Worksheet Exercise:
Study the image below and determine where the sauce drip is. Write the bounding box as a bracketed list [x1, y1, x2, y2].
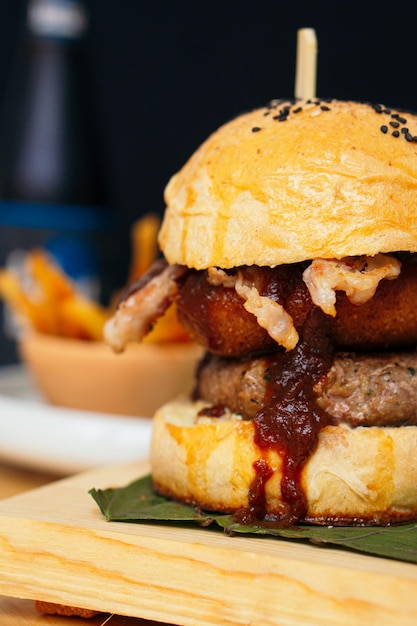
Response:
[237, 304, 335, 527]
[185, 262, 336, 526]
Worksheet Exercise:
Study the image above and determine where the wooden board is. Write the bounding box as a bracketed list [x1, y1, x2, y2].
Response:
[0, 460, 417, 626]
[0, 594, 167, 625]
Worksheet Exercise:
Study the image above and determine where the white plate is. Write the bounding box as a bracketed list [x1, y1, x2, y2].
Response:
[0, 365, 152, 475]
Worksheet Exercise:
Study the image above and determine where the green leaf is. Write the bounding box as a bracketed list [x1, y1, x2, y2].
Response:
[89, 475, 417, 564]
[89, 475, 213, 524]
[217, 519, 417, 563]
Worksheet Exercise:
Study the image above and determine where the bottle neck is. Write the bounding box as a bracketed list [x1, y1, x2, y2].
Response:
[27, 0, 87, 42]
[0, 0, 107, 207]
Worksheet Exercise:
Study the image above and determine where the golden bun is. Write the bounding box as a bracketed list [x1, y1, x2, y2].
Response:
[159, 99, 417, 269]
[150, 398, 417, 524]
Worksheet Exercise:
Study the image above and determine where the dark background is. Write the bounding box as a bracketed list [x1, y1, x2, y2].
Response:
[0, 0, 416, 363]
[1, 1, 416, 225]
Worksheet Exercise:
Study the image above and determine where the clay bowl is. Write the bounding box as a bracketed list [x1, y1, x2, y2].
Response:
[18, 332, 203, 417]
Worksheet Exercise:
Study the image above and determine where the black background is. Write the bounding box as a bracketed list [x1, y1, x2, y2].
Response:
[0, 0, 416, 362]
[1, 1, 416, 225]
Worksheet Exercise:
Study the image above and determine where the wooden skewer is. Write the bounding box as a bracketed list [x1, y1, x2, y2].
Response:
[294, 28, 317, 100]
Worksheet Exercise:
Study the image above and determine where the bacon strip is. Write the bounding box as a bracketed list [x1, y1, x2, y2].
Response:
[104, 259, 187, 352]
[105, 253, 402, 354]
[302, 254, 401, 317]
[207, 267, 299, 351]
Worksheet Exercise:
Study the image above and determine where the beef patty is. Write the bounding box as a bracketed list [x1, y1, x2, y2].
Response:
[196, 351, 417, 427]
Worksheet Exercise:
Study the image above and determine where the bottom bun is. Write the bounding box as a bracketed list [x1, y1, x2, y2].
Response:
[150, 398, 417, 525]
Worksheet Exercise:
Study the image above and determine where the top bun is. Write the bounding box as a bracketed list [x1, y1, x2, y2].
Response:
[159, 99, 417, 269]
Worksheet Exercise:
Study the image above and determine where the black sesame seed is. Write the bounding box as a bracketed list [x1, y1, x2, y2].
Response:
[392, 113, 407, 124]
[380, 125, 388, 134]
[405, 132, 414, 142]
[293, 107, 302, 113]
[273, 110, 289, 122]
[401, 127, 409, 134]
[392, 130, 400, 137]
[389, 121, 400, 128]
[320, 105, 331, 111]
[374, 103, 392, 114]
[252, 126, 262, 132]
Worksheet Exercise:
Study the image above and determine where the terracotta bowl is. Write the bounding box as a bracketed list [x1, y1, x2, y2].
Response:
[18, 332, 203, 417]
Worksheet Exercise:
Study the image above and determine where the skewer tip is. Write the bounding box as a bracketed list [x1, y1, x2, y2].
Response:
[295, 28, 318, 101]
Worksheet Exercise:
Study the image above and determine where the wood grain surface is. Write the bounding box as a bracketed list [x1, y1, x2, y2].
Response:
[0, 462, 60, 500]
[0, 594, 173, 625]
[0, 460, 417, 626]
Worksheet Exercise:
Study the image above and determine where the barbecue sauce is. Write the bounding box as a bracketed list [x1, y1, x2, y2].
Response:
[184, 262, 336, 526]
[235, 301, 335, 527]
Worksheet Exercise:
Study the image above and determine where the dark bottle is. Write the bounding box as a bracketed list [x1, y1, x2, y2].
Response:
[0, 0, 117, 363]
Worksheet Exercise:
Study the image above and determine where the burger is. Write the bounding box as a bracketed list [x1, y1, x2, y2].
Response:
[105, 98, 417, 527]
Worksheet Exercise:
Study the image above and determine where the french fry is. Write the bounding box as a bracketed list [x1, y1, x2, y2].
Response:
[0, 270, 32, 323]
[144, 302, 190, 343]
[127, 214, 191, 343]
[0, 268, 59, 334]
[60, 297, 110, 341]
[0, 218, 191, 344]
[0, 250, 110, 341]
[128, 213, 161, 281]
[28, 248, 75, 301]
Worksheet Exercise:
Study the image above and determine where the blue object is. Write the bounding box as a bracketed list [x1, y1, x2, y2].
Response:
[0, 200, 112, 231]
